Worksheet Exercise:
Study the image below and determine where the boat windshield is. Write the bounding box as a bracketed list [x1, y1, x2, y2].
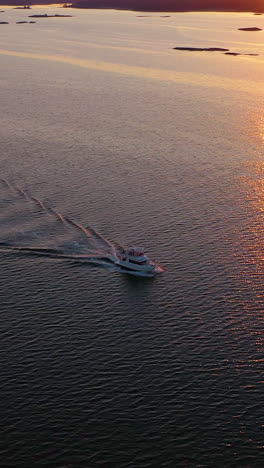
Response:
[128, 248, 144, 257]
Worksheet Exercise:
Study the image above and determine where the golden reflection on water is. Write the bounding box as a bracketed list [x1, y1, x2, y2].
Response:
[237, 161, 264, 305]
[237, 111, 264, 294]
[256, 114, 264, 142]
[0, 48, 263, 94]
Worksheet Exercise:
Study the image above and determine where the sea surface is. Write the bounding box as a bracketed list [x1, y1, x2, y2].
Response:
[0, 6, 263, 467]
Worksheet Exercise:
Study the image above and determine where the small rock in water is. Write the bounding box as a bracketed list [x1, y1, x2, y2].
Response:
[224, 52, 240, 56]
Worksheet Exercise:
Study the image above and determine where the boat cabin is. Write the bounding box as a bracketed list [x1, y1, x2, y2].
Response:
[127, 247, 144, 257]
[122, 247, 148, 265]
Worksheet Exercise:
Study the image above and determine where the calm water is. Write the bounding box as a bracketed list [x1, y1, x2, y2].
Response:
[0, 7, 263, 467]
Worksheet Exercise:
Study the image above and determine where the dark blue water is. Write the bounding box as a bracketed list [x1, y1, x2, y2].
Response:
[0, 8, 263, 467]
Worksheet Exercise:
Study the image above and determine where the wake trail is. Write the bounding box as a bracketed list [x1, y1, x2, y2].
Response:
[0, 178, 121, 269]
[87, 226, 119, 255]
[48, 208, 65, 222]
[64, 217, 92, 238]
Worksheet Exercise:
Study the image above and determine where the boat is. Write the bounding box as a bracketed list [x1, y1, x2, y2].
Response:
[114, 246, 164, 277]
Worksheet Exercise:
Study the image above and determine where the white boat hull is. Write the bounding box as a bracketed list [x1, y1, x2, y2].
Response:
[113, 259, 163, 277]
[107, 246, 164, 277]
[114, 265, 155, 277]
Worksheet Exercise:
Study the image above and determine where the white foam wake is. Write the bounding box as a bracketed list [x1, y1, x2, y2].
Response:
[0, 178, 124, 270]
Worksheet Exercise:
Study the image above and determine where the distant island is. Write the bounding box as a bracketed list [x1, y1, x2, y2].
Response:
[1, 0, 264, 13]
[238, 26, 262, 30]
[173, 46, 229, 51]
[28, 13, 72, 17]
[173, 46, 259, 56]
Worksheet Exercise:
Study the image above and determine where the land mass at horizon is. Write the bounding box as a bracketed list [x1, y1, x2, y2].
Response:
[2, 0, 264, 13]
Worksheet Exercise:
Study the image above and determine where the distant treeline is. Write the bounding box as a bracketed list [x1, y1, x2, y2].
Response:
[73, 0, 264, 12]
[2, 0, 264, 12]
